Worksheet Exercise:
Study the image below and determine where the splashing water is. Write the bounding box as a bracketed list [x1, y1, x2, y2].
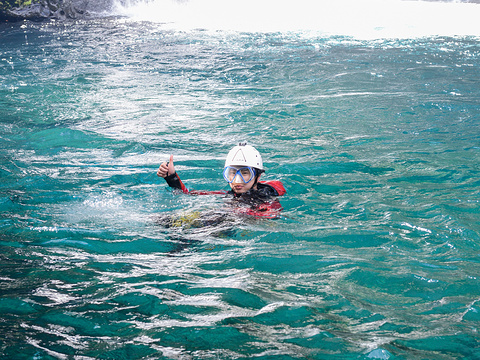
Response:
[114, 0, 480, 39]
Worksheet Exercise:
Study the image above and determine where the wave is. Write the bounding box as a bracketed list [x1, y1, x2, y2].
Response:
[112, 0, 480, 39]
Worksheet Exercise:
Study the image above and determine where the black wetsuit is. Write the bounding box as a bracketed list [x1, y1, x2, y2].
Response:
[164, 172, 286, 218]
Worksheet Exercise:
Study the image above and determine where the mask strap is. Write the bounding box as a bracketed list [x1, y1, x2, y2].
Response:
[252, 169, 264, 186]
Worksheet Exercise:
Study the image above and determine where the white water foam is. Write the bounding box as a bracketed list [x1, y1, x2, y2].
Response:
[113, 0, 480, 39]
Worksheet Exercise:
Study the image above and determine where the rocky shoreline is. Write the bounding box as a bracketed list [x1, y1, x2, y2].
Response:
[2, 0, 480, 23]
[0, 0, 114, 22]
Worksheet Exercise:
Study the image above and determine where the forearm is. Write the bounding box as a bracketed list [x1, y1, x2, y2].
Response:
[165, 172, 188, 193]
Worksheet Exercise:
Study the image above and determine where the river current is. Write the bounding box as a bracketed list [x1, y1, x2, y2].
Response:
[1, 0, 480, 359]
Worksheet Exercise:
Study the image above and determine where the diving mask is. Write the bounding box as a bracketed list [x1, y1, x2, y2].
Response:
[223, 166, 256, 184]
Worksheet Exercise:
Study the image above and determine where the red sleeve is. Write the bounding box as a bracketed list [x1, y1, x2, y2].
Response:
[259, 180, 286, 196]
[188, 190, 227, 196]
[165, 172, 227, 196]
[235, 200, 283, 218]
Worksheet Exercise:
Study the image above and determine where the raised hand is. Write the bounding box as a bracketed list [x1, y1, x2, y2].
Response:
[157, 154, 176, 178]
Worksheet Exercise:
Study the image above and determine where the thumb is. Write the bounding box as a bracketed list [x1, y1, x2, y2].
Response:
[168, 155, 175, 175]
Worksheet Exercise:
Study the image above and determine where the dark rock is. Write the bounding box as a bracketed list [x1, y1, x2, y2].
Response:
[6, 3, 53, 21]
[1, 0, 115, 22]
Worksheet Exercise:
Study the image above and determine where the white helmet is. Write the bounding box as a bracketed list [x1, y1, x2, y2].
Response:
[225, 143, 264, 170]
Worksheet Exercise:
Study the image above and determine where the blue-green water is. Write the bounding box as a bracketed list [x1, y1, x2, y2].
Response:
[1, 1, 480, 358]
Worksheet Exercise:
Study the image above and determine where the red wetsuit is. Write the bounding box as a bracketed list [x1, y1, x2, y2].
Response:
[164, 172, 286, 218]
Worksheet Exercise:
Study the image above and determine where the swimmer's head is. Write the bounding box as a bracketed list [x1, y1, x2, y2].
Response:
[224, 143, 264, 194]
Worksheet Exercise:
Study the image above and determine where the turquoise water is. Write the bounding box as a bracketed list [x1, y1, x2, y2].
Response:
[1, 1, 480, 358]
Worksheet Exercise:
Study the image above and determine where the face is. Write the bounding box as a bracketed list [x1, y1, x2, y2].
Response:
[224, 166, 259, 194]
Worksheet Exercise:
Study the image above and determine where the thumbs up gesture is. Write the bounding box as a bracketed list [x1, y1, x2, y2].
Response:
[157, 155, 176, 178]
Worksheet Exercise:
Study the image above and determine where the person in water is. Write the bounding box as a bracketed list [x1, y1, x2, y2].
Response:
[157, 143, 286, 218]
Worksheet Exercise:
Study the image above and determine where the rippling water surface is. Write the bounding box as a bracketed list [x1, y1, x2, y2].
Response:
[1, 1, 480, 358]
